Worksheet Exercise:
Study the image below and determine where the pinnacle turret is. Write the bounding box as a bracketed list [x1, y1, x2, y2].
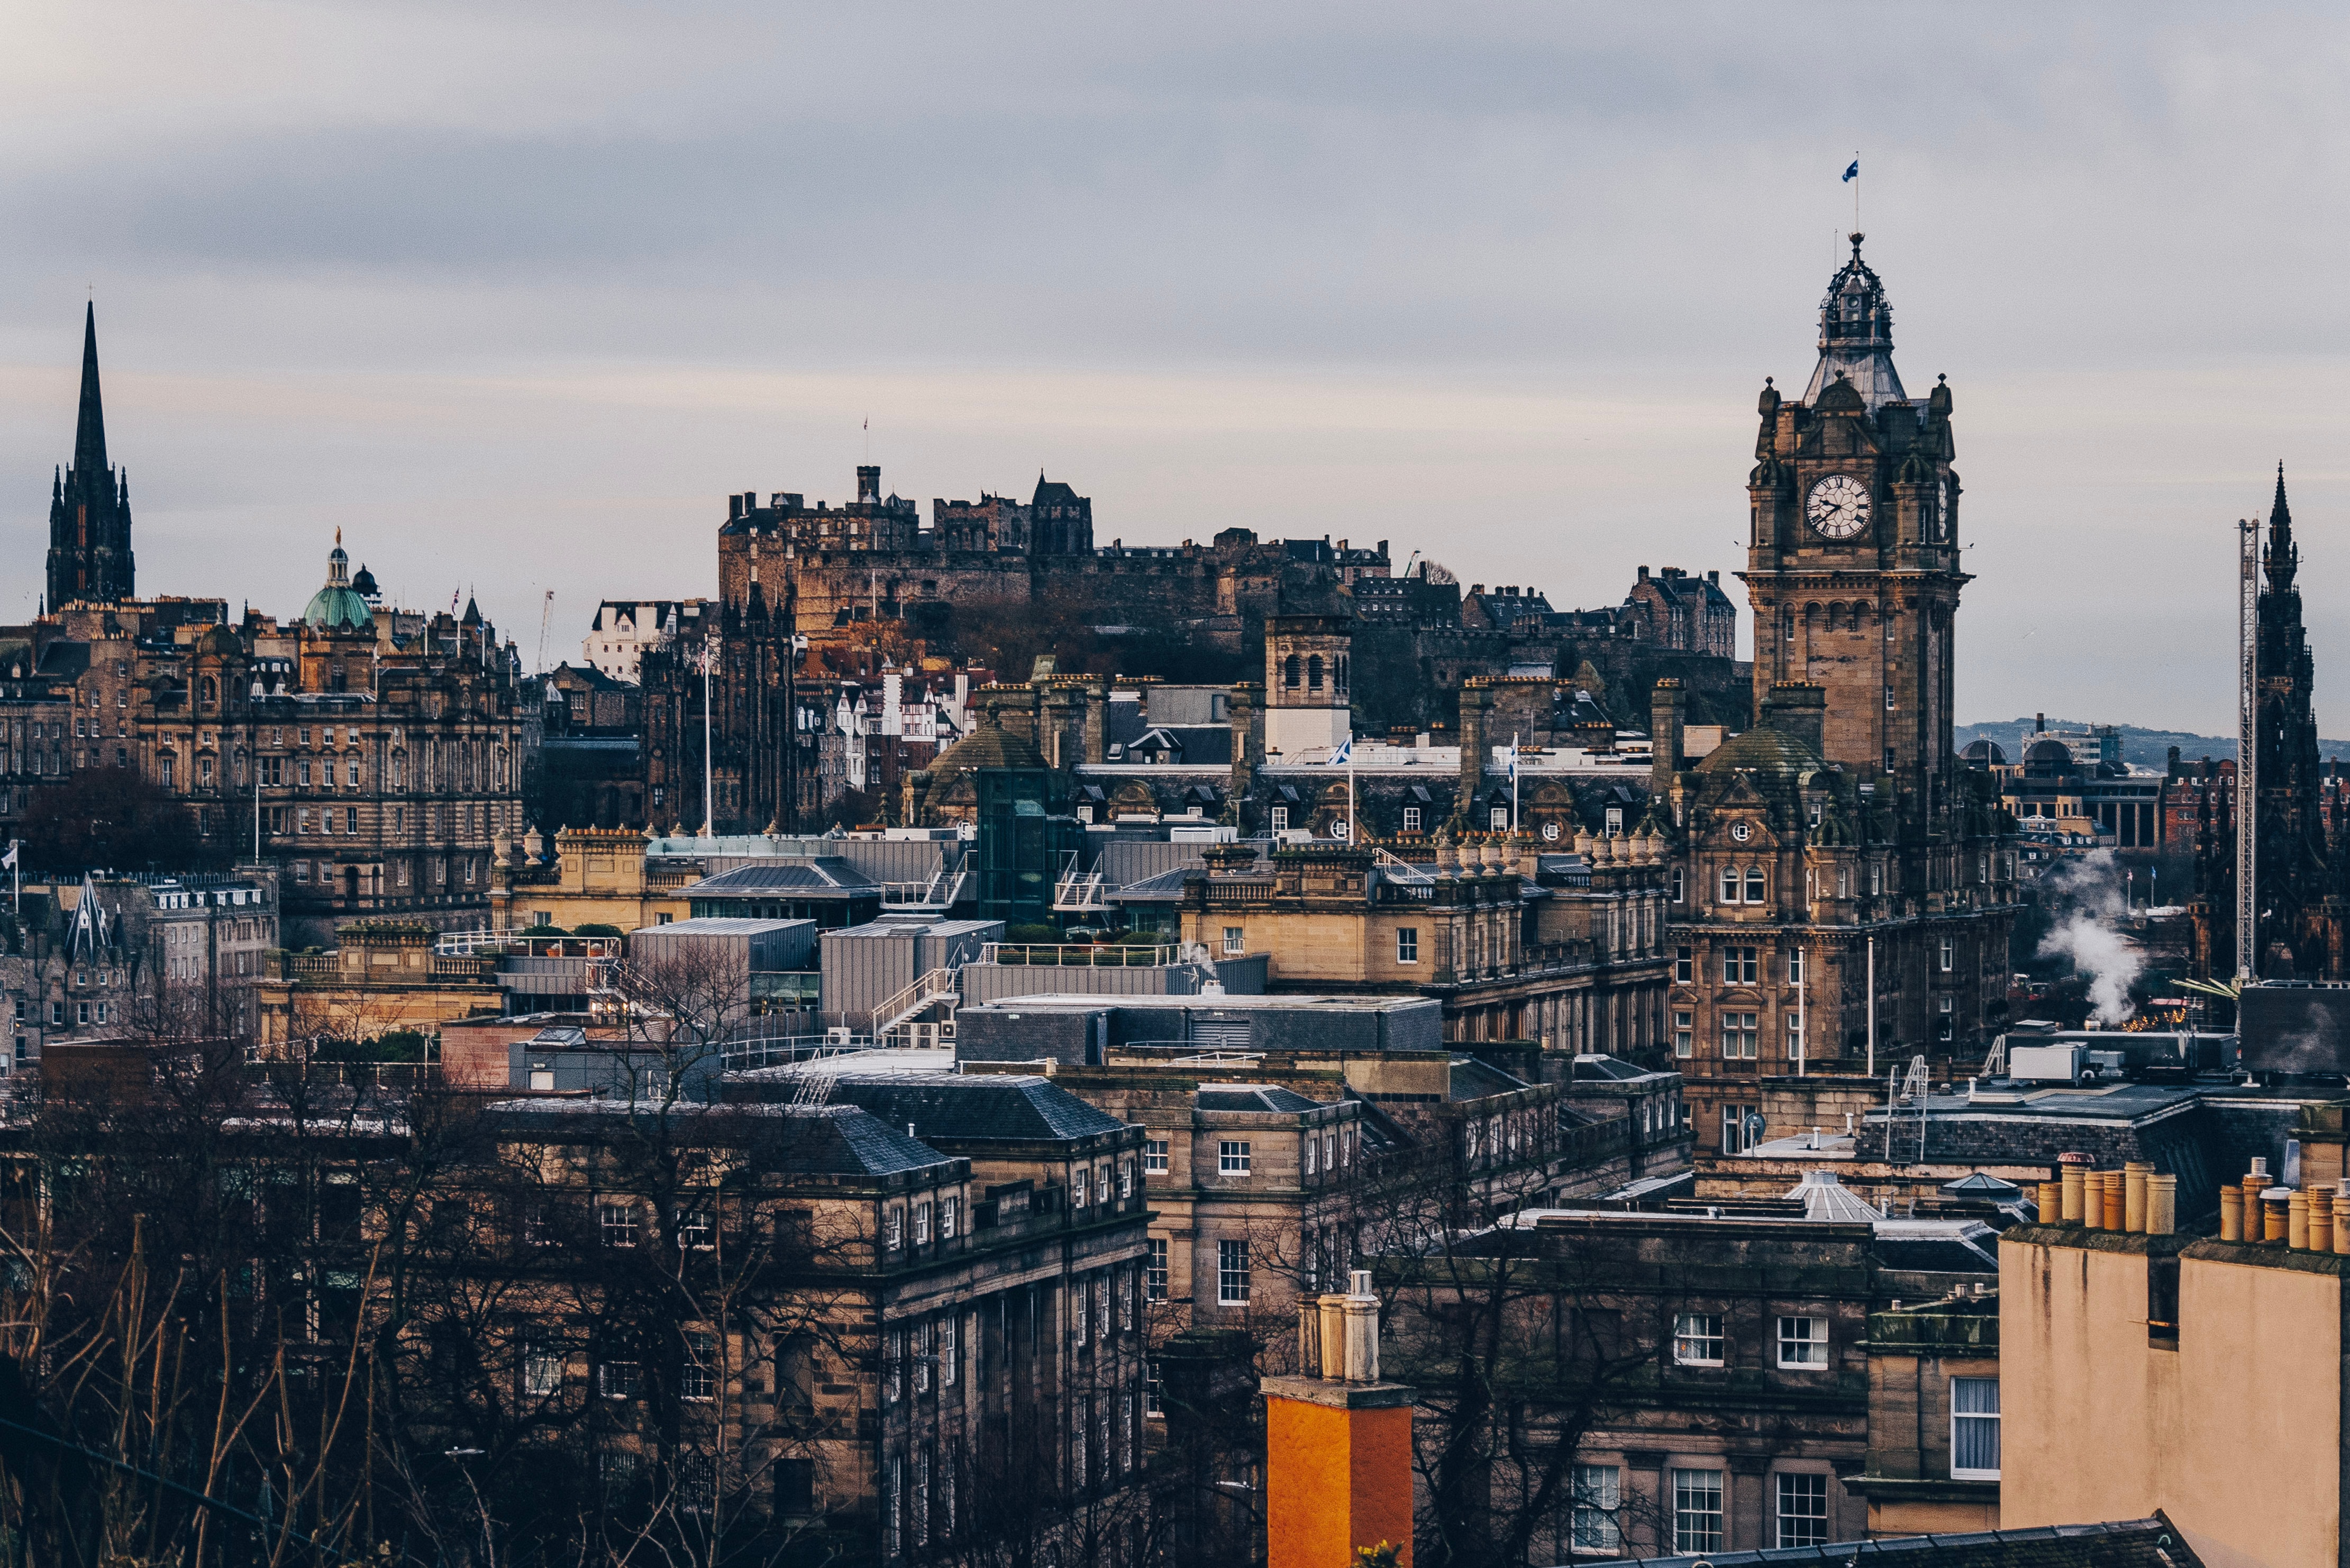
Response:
[45, 302, 135, 606]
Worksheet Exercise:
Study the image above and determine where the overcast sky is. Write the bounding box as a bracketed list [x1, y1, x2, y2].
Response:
[4, 4, 2347, 735]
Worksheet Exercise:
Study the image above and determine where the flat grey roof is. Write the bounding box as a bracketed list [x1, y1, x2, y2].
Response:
[962, 992, 1435, 1014]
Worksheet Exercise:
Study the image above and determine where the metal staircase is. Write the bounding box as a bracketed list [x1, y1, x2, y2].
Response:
[1053, 851, 1109, 914]
[1371, 846, 1434, 887]
[871, 966, 963, 1047]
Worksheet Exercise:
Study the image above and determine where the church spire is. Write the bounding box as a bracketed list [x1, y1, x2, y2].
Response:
[74, 302, 108, 485]
[2268, 461, 2300, 591]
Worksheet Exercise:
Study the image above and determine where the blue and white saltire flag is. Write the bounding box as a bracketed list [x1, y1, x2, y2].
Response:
[1328, 737, 1352, 766]
[1504, 739, 1519, 783]
[1843, 159, 1860, 183]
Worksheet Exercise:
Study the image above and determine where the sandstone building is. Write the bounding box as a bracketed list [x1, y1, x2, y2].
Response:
[1659, 236, 2019, 1155]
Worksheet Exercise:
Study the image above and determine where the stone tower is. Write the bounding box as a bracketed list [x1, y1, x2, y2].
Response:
[1660, 233, 2018, 1157]
[1263, 615, 1352, 761]
[1743, 233, 1964, 830]
[46, 304, 136, 607]
[2192, 467, 2345, 979]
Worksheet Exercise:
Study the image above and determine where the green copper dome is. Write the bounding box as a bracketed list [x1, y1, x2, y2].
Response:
[302, 530, 375, 633]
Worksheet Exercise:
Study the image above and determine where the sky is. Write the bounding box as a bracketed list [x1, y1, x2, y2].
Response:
[4, 4, 2348, 735]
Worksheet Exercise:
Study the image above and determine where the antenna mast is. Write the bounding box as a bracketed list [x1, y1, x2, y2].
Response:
[2237, 517, 2258, 983]
[537, 589, 555, 674]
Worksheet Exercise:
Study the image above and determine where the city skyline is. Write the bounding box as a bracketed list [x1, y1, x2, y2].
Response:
[7, 5, 2350, 733]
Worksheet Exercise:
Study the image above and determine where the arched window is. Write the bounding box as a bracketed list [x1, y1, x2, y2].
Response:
[199, 677, 216, 707]
[1719, 866, 1740, 903]
[1744, 868, 1766, 903]
[1283, 654, 1301, 689]
[1306, 655, 1324, 692]
[1334, 655, 1349, 694]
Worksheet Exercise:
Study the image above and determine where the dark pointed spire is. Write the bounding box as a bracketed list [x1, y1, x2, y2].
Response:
[2268, 461, 2301, 591]
[73, 302, 108, 484]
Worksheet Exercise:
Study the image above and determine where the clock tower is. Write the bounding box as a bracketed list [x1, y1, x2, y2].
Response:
[1743, 232, 1964, 830]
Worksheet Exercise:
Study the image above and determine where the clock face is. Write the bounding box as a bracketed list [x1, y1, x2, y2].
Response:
[1807, 473, 1872, 539]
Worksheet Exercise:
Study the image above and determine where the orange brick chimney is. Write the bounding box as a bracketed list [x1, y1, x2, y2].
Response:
[1261, 1270, 1415, 1568]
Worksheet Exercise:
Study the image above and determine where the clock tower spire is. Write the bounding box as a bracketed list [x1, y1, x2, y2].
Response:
[1741, 233, 1966, 827]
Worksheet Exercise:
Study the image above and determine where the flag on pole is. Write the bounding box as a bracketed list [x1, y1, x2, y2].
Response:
[2, 843, 17, 870]
[1842, 158, 1859, 183]
[1504, 737, 1519, 783]
[1328, 737, 1352, 766]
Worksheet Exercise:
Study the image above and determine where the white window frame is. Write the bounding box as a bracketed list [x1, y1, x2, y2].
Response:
[1144, 1138, 1170, 1174]
[1222, 926, 1245, 955]
[1146, 1237, 1169, 1302]
[1218, 1140, 1252, 1175]
[1571, 1463, 1620, 1553]
[1672, 1311, 1725, 1366]
[1777, 1315, 1829, 1369]
[1775, 1471, 1830, 1548]
[1951, 1376, 2001, 1479]
[1269, 806, 1289, 833]
[1217, 1238, 1251, 1305]
[1396, 927, 1419, 964]
[1671, 1467, 1724, 1554]
[1673, 1010, 1693, 1058]
[1402, 805, 1422, 833]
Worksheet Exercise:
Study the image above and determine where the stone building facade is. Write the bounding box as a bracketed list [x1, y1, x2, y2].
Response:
[1660, 235, 2019, 1157]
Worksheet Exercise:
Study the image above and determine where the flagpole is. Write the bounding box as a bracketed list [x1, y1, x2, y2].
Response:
[1510, 731, 1520, 833]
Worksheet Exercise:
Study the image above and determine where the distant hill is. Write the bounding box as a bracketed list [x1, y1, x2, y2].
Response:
[1956, 717, 2350, 771]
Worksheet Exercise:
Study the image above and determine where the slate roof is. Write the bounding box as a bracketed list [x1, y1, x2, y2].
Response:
[480, 1100, 951, 1175]
[1197, 1085, 1323, 1114]
[682, 859, 875, 897]
[1447, 1056, 1531, 1101]
[1582, 1514, 2201, 1566]
[1567, 1054, 1654, 1082]
[814, 1074, 1129, 1145]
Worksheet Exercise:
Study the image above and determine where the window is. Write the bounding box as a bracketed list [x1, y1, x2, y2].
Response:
[1672, 1469, 1724, 1554]
[1940, 937, 1955, 972]
[1119, 1159, 1135, 1198]
[1673, 1010, 1692, 1058]
[1072, 1167, 1090, 1208]
[1671, 865, 1685, 902]
[1719, 866, 1739, 902]
[1571, 1464, 1621, 1553]
[1720, 1011, 1757, 1059]
[1745, 867, 1765, 902]
[1788, 946, 1805, 983]
[1490, 806, 1509, 831]
[599, 1360, 641, 1399]
[345, 807, 358, 834]
[1145, 1359, 1164, 1415]
[1786, 1012, 1806, 1060]
[1144, 1138, 1169, 1174]
[1778, 1315, 1828, 1368]
[942, 1316, 959, 1384]
[1673, 1312, 1725, 1366]
[1218, 1141, 1251, 1174]
[1396, 927, 1419, 964]
[1403, 806, 1422, 833]
[1777, 1472, 1829, 1547]
[1269, 806, 1289, 833]
[1720, 947, 1757, 984]
[1871, 861, 1884, 896]
[1951, 1377, 2001, 1478]
[1223, 926, 1245, 955]
[916, 1320, 934, 1391]
[1674, 944, 1692, 982]
[598, 1201, 638, 1248]
[1146, 1237, 1169, 1301]
[1304, 1137, 1318, 1175]
[1217, 1239, 1251, 1304]
[885, 1206, 904, 1248]
[523, 1342, 563, 1397]
[676, 1208, 713, 1249]
[940, 1196, 959, 1238]
[681, 1332, 717, 1400]
[914, 1202, 932, 1245]
[887, 1330, 906, 1401]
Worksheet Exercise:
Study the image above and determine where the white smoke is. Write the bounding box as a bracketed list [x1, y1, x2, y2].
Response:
[2035, 849, 2144, 1026]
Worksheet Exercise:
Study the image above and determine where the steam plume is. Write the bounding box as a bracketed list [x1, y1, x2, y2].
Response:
[2036, 849, 2143, 1026]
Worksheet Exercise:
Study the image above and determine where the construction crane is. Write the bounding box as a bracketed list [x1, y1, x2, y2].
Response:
[536, 589, 555, 673]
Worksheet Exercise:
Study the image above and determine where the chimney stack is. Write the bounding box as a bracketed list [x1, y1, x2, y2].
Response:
[1651, 678, 1686, 796]
[1266, 1270, 1415, 1568]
